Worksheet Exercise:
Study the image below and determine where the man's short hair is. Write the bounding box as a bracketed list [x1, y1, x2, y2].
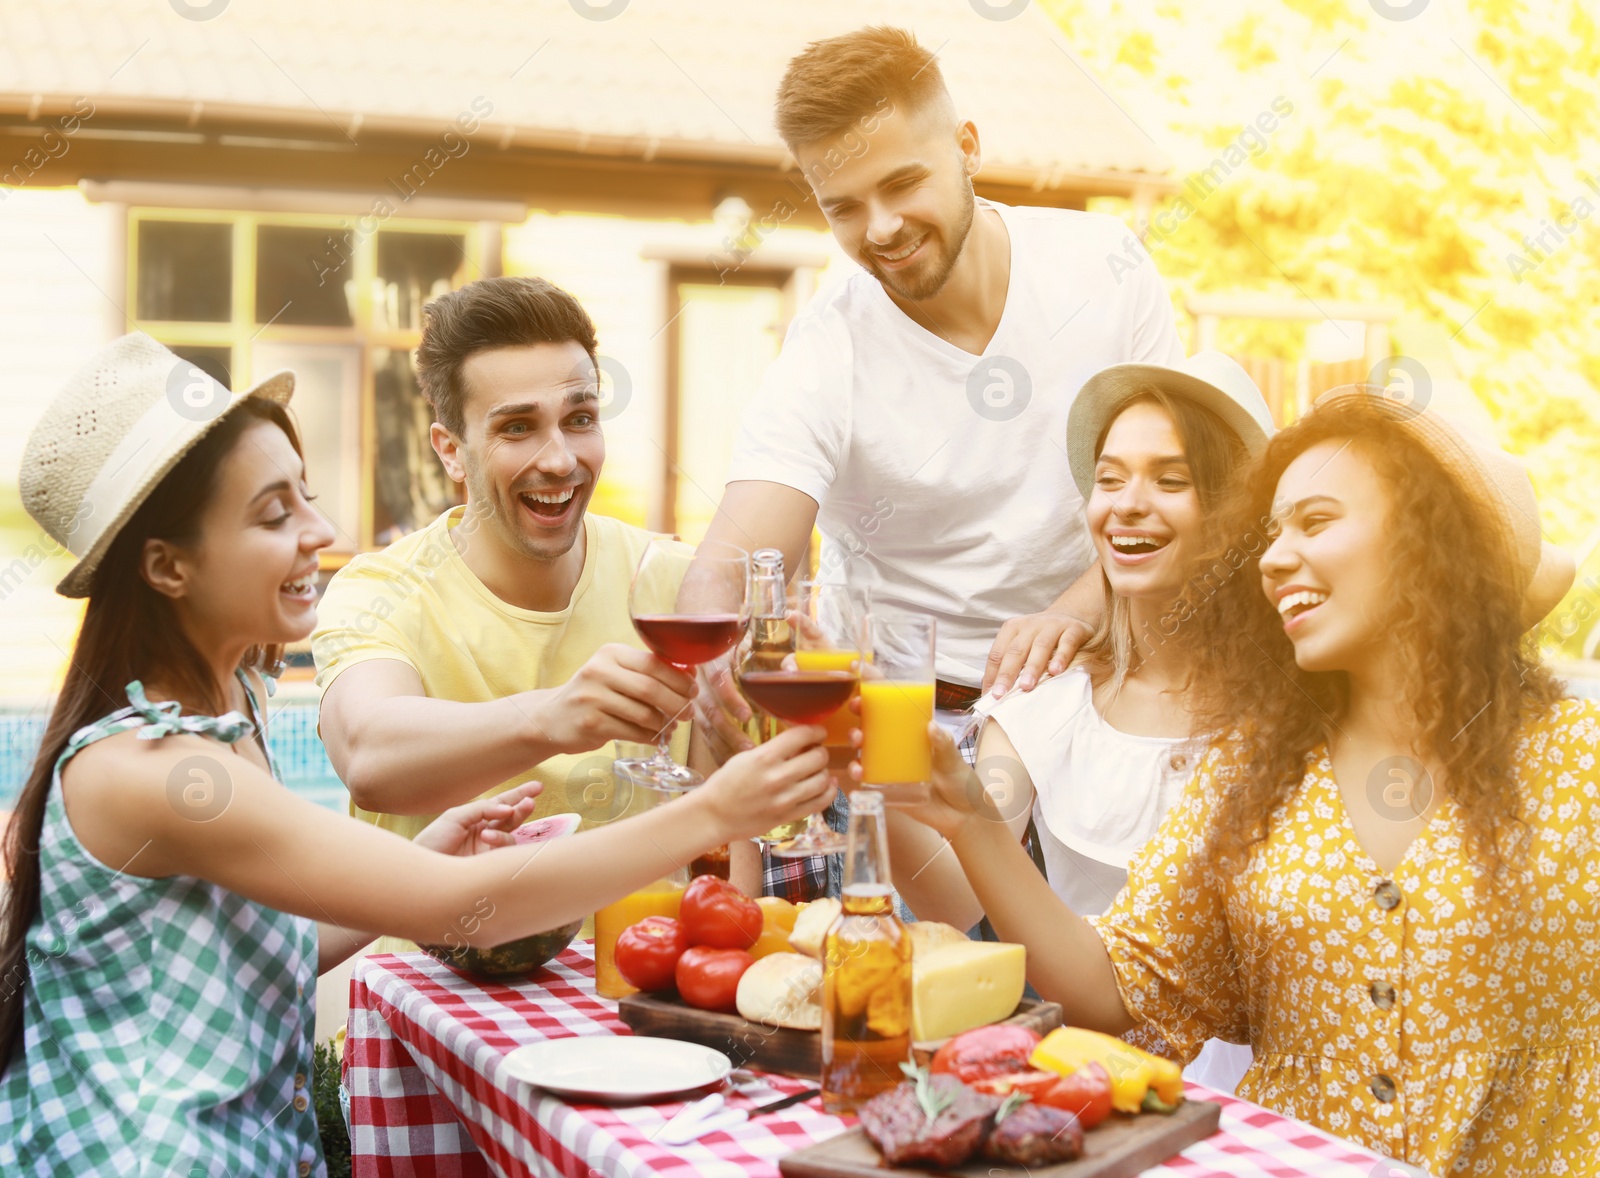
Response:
[415, 276, 598, 436]
[774, 26, 946, 152]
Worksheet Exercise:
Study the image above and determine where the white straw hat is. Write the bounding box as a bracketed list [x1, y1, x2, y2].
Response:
[20, 332, 294, 598]
[1068, 351, 1275, 498]
[1311, 383, 1575, 629]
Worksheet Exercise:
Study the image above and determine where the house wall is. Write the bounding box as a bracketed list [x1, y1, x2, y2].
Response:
[0, 194, 852, 701]
[503, 209, 848, 534]
[0, 187, 116, 704]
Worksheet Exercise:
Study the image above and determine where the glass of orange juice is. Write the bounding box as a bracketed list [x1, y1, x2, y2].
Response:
[592, 765, 690, 998]
[859, 613, 935, 806]
[593, 872, 687, 999]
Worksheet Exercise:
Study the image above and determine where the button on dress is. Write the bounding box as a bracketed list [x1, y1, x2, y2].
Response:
[1091, 698, 1600, 1174]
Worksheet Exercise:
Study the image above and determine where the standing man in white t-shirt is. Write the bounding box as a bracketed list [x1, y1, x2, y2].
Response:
[696, 26, 1184, 768]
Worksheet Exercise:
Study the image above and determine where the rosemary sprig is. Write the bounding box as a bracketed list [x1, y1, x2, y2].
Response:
[898, 1061, 955, 1124]
[994, 1088, 1032, 1124]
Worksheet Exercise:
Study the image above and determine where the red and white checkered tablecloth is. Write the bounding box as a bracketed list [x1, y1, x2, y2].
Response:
[344, 942, 1393, 1178]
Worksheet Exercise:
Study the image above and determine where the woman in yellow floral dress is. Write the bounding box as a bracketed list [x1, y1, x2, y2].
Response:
[905, 386, 1591, 1175]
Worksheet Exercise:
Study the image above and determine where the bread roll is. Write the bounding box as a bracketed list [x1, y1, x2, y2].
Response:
[735, 953, 823, 1030]
[786, 898, 841, 958]
[906, 921, 968, 958]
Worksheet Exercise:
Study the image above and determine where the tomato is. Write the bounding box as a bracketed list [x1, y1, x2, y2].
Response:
[929, 1025, 1042, 1084]
[1039, 1061, 1114, 1130]
[968, 1070, 1062, 1100]
[613, 916, 687, 993]
[679, 875, 763, 950]
[675, 946, 754, 1013]
[749, 896, 800, 960]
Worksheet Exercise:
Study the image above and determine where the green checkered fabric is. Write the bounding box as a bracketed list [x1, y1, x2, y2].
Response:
[0, 676, 323, 1176]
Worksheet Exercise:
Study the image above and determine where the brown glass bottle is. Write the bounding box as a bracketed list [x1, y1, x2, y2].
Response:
[820, 789, 912, 1113]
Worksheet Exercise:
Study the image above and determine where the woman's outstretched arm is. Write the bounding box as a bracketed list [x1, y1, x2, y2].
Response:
[61, 725, 832, 952]
[886, 720, 1034, 932]
[899, 725, 1134, 1035]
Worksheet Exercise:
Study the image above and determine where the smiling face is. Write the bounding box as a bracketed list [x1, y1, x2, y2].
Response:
[797, 98, 978, 302]
[154, 418, 335, 649]
[432, 340, 603, 564]
[1259, 438, 1395, 673]
[1087, 399, 1207, 603]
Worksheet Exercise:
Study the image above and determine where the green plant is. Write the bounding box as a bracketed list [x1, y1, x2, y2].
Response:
[313, 1037, 352, 1178]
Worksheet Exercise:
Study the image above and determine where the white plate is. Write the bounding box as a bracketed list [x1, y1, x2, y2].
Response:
[502, 1036, 731, 1102]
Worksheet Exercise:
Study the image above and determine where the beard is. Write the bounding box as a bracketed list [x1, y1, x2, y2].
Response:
[462, 458, 587, 564]
[861, 180, 977, 301]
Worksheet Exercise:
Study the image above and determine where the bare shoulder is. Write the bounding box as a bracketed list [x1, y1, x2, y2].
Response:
[977, 715, 1024, 763]
[60, 731, 275, 877]
[61, 728, 214, 805]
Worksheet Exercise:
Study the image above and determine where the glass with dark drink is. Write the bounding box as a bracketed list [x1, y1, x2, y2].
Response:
[611, 536, 750, 793]
[737, 580, 866, 857]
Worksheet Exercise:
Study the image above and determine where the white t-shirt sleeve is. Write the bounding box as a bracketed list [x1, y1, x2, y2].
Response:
[1125, 236, 1185, 365]
[724, 308, 852, 505]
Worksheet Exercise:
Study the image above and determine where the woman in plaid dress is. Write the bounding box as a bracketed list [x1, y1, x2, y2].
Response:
[0, 334, 836, 1175]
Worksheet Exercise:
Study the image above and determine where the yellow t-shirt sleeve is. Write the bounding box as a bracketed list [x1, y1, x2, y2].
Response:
[1088, 745, 1250, 1062]
[310, 557, 422, 689]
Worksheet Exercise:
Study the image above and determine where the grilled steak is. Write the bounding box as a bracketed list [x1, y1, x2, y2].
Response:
[982, 1103, 1085, 1166]
[858, 1075, 1001, 1167]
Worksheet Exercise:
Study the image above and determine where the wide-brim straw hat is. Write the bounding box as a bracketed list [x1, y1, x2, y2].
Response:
[1068, 351, 1276, 498]
[1311, 383, 1575, 630]
[20, 332, 295, 598]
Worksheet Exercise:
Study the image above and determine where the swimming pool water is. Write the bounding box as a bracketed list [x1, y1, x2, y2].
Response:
[0, 702, 349, 811]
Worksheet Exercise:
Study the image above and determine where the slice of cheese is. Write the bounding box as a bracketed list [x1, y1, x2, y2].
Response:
[910, 940, 1026, 1042]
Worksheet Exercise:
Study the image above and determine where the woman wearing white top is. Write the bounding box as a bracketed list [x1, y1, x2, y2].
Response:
[887, 352, 1272, 1091]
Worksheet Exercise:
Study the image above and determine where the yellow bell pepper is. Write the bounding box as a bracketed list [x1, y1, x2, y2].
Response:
[749, 897, 800, 960]
[1030, 1028, 1184, 1113]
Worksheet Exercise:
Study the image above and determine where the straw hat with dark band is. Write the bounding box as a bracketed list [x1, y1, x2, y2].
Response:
[1310, 384, 1574, 630]
[20, 332, 295, 599]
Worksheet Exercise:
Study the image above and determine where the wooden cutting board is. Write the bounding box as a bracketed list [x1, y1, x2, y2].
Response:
[777, 1099, 1222, 1178]
[616, 993, 1061, 1080]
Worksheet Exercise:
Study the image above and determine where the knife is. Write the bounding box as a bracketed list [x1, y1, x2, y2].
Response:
[749, 1087, 822, 1116]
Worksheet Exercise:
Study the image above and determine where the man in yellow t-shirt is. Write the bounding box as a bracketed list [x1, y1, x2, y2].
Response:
[312, 278, 728, 909]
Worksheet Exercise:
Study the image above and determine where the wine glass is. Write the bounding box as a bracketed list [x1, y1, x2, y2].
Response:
[613, 537, 750, 792]
[738, 581, 866, 857]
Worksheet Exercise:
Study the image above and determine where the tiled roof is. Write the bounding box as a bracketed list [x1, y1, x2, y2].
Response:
[0, 0, 1172, 189]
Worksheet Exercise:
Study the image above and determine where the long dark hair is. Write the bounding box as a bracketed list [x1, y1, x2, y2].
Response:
[1074, 386, 1249, 693]
[0, 397, 302, 1070]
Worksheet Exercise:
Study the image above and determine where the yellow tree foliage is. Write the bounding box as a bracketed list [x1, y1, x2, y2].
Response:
[1044, 0, 1600, 657]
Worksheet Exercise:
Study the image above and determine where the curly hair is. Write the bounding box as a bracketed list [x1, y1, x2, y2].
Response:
[1176, 397, 1564, 881]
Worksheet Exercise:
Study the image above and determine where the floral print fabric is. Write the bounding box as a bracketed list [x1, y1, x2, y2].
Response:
[1090, 698, 1600, 1175]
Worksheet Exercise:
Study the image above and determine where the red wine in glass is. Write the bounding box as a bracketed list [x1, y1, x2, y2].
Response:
[613, 537, 751, 793]
[634, 614, 745, 667]
[748, 581, 868, 859]
[737, 669, 856, 725]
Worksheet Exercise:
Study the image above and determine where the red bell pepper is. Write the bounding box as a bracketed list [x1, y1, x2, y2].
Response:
[928, 1025, 1042, 1084]
[1039, 1061, 1114, 1130]
[968, 1069, 1061, 1101]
